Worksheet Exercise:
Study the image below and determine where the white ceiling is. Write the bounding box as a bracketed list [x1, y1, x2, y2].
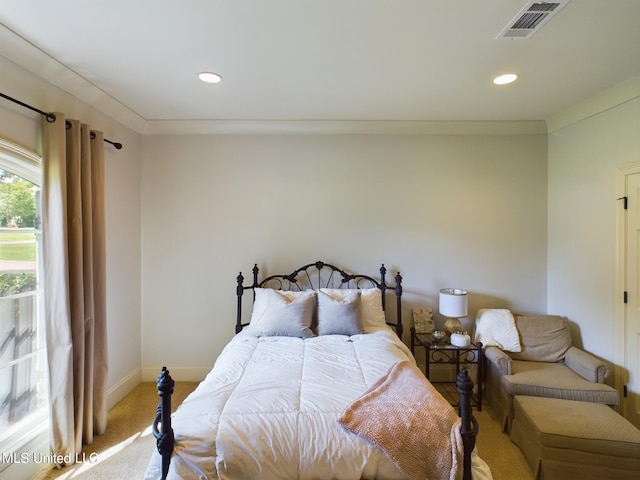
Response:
[0, 0, 639, 134]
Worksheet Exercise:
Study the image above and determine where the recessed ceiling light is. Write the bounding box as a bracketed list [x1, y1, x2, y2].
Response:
[493, 73, 518, 85]
[198, 72, 222, 84]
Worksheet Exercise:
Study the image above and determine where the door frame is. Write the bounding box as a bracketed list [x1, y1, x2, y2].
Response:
[615, 160, 640, 418]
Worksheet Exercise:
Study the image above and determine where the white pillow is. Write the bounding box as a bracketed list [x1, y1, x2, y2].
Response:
[319, 287, 387, 329]
[250, 288, 316, 338]
[317, 290, 363, 336]
[473, 308, 522, 352]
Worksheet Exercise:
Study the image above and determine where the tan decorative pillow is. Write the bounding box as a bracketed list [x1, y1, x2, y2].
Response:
[508, 314, 571, 362]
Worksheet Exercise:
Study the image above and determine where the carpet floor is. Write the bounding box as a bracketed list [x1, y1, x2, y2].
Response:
[29, 382, 533, 480]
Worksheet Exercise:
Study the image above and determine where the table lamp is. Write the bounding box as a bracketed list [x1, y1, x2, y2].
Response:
[439, 288, 468, 334]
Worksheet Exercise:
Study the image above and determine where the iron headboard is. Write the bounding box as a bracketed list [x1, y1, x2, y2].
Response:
[235, 260, 403, 338]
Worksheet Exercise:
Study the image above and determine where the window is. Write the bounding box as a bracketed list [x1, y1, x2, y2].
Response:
[0, 139, 45, 472]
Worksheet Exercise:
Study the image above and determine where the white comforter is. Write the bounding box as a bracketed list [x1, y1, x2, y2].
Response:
[145, 326, 413, 480]
[144, 327, 492, 480]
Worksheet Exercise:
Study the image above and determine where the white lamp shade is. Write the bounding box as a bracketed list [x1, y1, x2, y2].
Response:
[439, 288, 468, 318]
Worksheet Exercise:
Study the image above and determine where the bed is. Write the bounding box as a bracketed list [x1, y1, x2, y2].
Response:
[145, 261, 490, 480]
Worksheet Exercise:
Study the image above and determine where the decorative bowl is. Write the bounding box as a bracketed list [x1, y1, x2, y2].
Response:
[431, 330, 447, 343]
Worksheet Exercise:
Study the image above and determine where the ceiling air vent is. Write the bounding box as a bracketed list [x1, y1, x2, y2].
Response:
[497, 0, 570, 40]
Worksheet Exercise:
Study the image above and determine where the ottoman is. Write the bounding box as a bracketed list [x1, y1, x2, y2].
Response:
[510, 395, 640, 480]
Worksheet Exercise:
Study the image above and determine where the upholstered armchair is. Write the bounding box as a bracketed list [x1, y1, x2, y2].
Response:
[477, 311, 619, 432]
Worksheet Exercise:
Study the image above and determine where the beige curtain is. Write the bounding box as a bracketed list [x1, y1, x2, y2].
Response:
[41, 113, 108, 462]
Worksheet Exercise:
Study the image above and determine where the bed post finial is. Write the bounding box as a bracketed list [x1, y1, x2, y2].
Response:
[457, 367, 478, 480]
[252, 264, 259, 285]
[153, 367, 175, 480]
[236, 272, 244, 299]
[236, 272, 245, 334]
[379, 264, 387, 299]
[395, 272, 403, 338]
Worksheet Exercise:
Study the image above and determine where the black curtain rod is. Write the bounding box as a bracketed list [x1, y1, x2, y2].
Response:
[0, 91, 122, 150]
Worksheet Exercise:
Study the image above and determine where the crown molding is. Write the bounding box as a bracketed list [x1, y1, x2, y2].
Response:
[0, 23, 146, 133]
[142, 119, 547, 136]
[1, 23, 548, 136]
[546, 74, 640, 133]
[2, 22, 638, 137]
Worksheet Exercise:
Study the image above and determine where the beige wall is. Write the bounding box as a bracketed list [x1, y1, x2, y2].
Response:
[548, 83, 640, 370]
[4, 45, 636, 396]
[2, 38, 638, 480]
[140, 132, 548, 377]
[0, 56, 143, 407]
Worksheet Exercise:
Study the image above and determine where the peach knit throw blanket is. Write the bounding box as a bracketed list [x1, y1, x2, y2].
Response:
[338, 360, 463, 480]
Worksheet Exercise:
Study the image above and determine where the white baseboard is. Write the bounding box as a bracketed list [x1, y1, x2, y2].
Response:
[141, 366, 209, 383]
[106, 367, 141, 410]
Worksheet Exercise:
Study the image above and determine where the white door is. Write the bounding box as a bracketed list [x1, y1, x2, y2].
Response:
[623, 171, 640, 428]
